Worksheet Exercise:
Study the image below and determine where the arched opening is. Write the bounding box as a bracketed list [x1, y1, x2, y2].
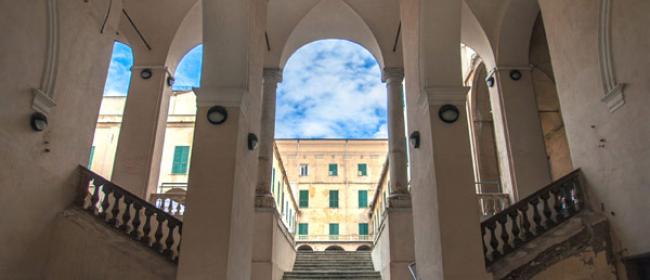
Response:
[273, 39, 386, 247]
[325, 245, 345, 252]
[275, 39, 386, 139]
[356, 245, 371, 251]
[156, 44, 203, 195]
[297, 245, 314, 252]
[88, 41, 134, 179]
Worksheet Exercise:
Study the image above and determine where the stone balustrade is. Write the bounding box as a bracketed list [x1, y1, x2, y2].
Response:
[77, 166, 183, 263]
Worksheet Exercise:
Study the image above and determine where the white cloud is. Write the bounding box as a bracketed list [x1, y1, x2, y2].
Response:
[275, 40, 387, 139]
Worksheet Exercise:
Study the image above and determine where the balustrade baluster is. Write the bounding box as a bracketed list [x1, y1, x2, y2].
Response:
[141, 208, 154, 244]
[153, 213, 165, 252]
[497, 215, 512, 254]
[519, 205, 533, 240]
[508, 211, 522, 246]
[89, 181, 102, 213]
[130, 203, 142, 240]
[487, 222, 500, 261]
[540, 192, 555, 228]
[174, 225, 182, 263]
[550, 188, 566, 223]
[107, 191, 122, 226]
[481, 225, 488, 260]
[119, 197, 132, 232]
[164, 220, 178, 258]
[565, 182, 578, 215]
[99, 184, 112, 220]
[529, 198, 544, 234]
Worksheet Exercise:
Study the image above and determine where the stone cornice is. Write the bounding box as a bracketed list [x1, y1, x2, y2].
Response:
[382, 67, 404, 83]
[422, 86, 470, 106]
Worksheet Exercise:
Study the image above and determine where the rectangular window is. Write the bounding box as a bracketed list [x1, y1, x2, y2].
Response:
[298, 223, 309, 236]
[359, 223, 369, 236]
[299, 190, 309, 208]
[299, 164, 309, 176]
[358, 190, 368, 208]
[329, 190, 339, 208]
[172, 146, 191, 174]
[271, 168, 276, 194]
[328, 163, 338, 176]
[358, 163, 368, 176]
[329, 223, 339, 239]
[88, 146, 95, 169]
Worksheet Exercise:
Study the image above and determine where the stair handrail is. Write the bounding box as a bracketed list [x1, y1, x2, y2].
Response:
[77, 166, 182, 263]
[480, 169, 585, 266]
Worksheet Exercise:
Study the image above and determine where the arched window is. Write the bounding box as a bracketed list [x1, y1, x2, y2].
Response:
[356, 245, 371, 251]
[297, 245, 314, 252]
[324, 245, 345, 251]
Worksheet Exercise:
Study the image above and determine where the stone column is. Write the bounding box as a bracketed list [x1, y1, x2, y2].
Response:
[382, 67, 411, 207]
[255, 68, 282, 208]
[111, 65, 171, 198]
[487, 66, 551, 200]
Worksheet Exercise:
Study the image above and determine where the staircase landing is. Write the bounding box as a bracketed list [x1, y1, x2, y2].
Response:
[283, 251, 381, 280]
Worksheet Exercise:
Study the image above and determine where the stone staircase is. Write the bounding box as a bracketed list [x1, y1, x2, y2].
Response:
[283, 251, 382, 280]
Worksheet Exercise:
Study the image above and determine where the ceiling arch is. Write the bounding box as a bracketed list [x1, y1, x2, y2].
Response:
[278, 0, 384, 68]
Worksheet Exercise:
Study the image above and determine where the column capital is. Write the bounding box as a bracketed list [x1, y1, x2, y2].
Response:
[263, 68, 283, 84]
[422, 86, 470, 106]
[382, 67, 404, 83]
[194, 87, 246, 108]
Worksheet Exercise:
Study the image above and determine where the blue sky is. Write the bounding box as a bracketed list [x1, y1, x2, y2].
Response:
[102, 39, 386, 139]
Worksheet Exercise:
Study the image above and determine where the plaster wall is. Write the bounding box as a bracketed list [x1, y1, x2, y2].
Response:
[0, 0, 119, 278]
[252, 210, 297, 280]
[539, 0, 650, 257]
[90, 96, 126, 178]
[372, 209, 416, 280]
[372, 214, 392, 279]
[44, 208, 176, 280]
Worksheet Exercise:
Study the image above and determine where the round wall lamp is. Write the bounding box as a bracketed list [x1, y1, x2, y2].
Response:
[247, 133, 258, 151]
[30, 112, 48, 132]
[509, 70, 522, 81]
[167, 76, 175, 87]
[486, 76, 495, 88]
[140, 68, 153, 80]
[207, 106, 228, 125]
[438, 104, 460, 123]
[409, 131, 420, 149]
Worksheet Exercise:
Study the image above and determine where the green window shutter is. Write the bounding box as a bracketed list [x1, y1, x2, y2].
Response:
[299, 190, 309, 208]
[171, 146, 190, 174]
[298, 223, 309, 236]
[88, 146, 95, 169]
[358, 190, 368, 208]
[358, 163, 367, 176]
[329, 223, 339, 235]
[359, 223, 369, 236]
[271, 168, 276, 193]
[329, 190, 339, 208]
[328, 163, 338, 176]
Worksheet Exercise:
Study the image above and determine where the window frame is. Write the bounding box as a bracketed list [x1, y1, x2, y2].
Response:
[329, 190, 339, 208]
[171, 145, 191, 174]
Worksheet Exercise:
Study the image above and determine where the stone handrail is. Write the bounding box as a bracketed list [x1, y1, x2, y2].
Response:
[480, 169, 584, 266]
[77, 166, 182, 263]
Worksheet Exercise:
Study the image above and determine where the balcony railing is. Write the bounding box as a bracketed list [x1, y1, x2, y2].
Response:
[296, 234, 374, 242]
[77, 166, 182, 263]
[150, 193, 186, 218]
[480, 170, 584, 266]
[477, 192, 510, 217]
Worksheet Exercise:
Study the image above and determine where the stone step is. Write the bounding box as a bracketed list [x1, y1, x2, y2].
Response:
[283, 271, 382, 279]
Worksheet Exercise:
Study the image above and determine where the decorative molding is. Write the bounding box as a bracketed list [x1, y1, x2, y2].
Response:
[31, 88, 56, 114]
[487, 65, 533, 81]
[382, 67, 405, 83]
[423, 86, 470, 106]
[32, 0, 59, 115]
[599, 0, 625, 112]
[263, 68, 283, 84]
[194, 87, 246, 108]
